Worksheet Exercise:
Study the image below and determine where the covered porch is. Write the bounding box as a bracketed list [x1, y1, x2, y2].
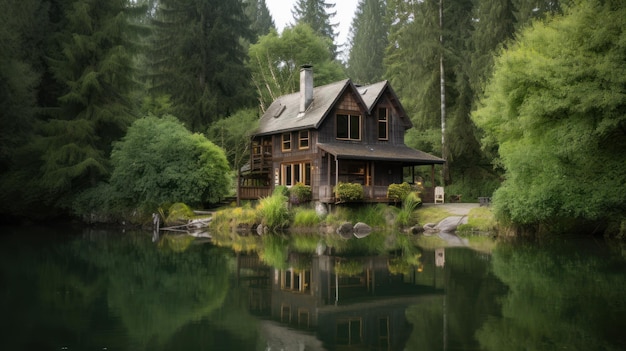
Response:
[316, 143, 445, 204]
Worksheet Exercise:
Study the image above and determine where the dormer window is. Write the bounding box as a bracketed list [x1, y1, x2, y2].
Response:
[282, 133, 291, 152]
[378, 108, 388, 140]
[336, 113, 361, 141]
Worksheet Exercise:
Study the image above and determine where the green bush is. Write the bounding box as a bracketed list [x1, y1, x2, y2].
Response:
[273, 185, 289, 197]
[334, 182, 364, 202]
[387, 182, 412, 202]
[289, 183, 312, 204]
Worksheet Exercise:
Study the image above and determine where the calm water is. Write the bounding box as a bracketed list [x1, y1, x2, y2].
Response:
[1, 224, 624, 351]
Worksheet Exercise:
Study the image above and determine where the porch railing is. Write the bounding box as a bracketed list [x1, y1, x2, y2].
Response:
[239, 186, 271, 200]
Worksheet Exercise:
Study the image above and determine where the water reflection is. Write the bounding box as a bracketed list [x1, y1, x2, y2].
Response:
[0, 226, 624, 350]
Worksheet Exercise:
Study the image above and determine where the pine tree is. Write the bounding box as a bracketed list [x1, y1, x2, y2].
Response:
[245, 0, 275, 38]
[149, 0, 255, 132]
[292, 0, 339, 57]
[34, 0, 144, 209]
[346, 0, 388, 84]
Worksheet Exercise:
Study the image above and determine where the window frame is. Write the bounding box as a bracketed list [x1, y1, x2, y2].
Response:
[298, 130, 310, 150]
[281, 132, 291, 152]
[336, 113, 361, 141]
[281, 162, 311, 186]
[378, 107, 389, 140]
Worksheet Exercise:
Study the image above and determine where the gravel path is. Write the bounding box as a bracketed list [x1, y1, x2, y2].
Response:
[421, 203, 480, 216]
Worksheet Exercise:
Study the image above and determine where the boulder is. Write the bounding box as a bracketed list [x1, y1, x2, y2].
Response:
[315, 201, 328, 217]
[336, 222, 354, 239]
[353, 222, 372, 238]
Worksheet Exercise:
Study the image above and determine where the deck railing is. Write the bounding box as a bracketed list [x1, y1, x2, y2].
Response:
[239, 186, 272, 200]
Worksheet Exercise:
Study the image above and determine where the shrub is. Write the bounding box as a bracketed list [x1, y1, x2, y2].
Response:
[387, 182, 412, 202]
[289, 183, 312, 204]
[395, 192, 422, 227]
[273, 185, 289, 197]
[334, 182, 364, 202]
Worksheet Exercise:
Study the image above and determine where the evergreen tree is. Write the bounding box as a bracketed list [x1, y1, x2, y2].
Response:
[346, 0, 388, 84]
[33, 0, 145, 210]
[150, 0, 254, 132]
[245, 0, 275, 38]
[291, 0, 339, 57]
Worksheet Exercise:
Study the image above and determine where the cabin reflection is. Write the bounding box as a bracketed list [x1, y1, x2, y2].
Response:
[236, 249, 446, 350]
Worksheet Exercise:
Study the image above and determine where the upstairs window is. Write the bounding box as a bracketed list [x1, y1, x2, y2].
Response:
[378, 108, 388, 140]
[282, 133, 291, 152]
[299, 130, 310, 149]
[336, 114, 361, 140]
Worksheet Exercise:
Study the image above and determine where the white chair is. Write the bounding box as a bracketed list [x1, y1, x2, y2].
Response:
[434, 186, 444, 204]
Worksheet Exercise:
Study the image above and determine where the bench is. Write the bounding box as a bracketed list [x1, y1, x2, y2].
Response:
[478, 197, 491, 206]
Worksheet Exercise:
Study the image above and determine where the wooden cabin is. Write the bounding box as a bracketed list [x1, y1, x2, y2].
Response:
[239, 65, 445, 203]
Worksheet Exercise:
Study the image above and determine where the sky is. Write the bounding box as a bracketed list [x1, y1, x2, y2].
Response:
[265, 0, 360, 53]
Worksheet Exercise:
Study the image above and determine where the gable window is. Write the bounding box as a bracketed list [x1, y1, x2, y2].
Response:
[378, 108, 388, 140]
[336, 113, 361, 140]
[298, 130, 310, 149]
[282, 133, 291, 152]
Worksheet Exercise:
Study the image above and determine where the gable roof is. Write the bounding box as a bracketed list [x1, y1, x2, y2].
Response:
[357, 80, 412, 129]
[254, 79, 356, 136]
[254, 78, 412, 136]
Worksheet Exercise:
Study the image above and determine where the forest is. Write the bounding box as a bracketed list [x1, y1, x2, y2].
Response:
[0, 0, 624, 237]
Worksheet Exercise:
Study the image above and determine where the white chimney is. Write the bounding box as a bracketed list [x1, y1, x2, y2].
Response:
[299, 65, 313, 113]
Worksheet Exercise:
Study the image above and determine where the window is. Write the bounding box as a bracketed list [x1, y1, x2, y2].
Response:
[378, 107, 388, 140]
[281, 162, 311, 186]
[336, 113, 361, 140]
[298, 130, 310, 149]
[336, 318, 362, 345]
[282, 133, 291, 151]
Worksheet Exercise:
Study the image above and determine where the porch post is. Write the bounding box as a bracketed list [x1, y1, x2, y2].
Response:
[431, 164, 435, 187]
[371, 162, 375, 199]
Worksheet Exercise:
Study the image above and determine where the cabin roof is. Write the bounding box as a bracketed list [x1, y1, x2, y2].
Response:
[254, 79, 352, 136]
[254, 78, 412, 136]
[318, 143, 445, 165]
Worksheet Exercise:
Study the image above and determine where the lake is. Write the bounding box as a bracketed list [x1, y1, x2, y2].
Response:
[1, 224, 624, 350]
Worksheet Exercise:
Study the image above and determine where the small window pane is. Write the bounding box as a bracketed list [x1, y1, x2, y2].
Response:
[337, 114, 348, 139]
[350, 115, 360, 139]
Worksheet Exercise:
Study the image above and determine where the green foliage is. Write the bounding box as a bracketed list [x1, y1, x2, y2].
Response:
[334, 182, 364, 202]
[110, 115, 230, 211]
[260, 234, 289, 269]
[292, 208, 321, 227]
[478, 241, 626, 350]
[149, 0, 254, 131]
[387, 182, 412, 202]
[473, 0, 626, 230]
[247, 23, 345, 110]
[291, 0, 338, 56]
[334, 259, 363, 277]
[457, 207, 497, 234]
[289, 183, 312, 204]
[272, 185, 289, 197]
[164, 203, 195, 226]
[207, 108, 259, 170]
[395, 192, 422, 227]
[346, 0, 388, 83]
[257, 192, 290, 229]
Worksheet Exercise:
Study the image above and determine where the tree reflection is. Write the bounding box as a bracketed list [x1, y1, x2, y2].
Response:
[478, 242, 626, 351]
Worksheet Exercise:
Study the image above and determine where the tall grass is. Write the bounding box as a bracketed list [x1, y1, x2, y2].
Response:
[257, 193, 290, 229]
[395, 192, 421, 227]
[292, 208, 321, 227]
